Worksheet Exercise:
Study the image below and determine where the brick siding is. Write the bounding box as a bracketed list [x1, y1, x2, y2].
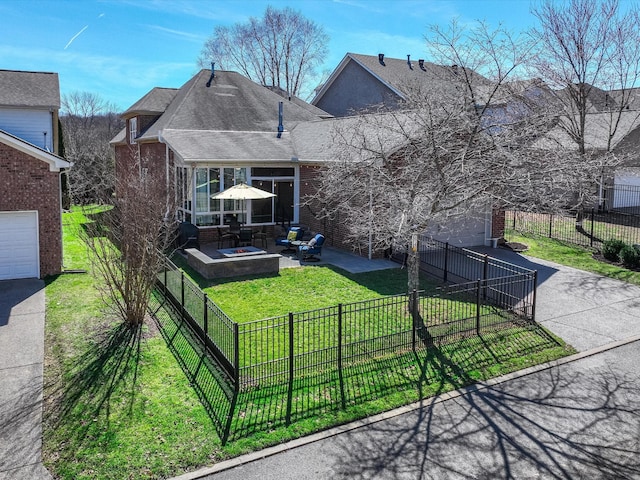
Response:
[0, 142, 64, 277]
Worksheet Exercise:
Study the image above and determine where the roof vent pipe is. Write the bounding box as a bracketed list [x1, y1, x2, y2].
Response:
[277, 101, 284, 139]
[419, 59, 426, 71]
[206, 62, 215, 87]
[407, 55, 413, 70]
[378, 53, 385, 66]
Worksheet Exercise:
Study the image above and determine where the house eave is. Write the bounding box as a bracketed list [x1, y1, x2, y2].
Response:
[0, 129, 70, 172]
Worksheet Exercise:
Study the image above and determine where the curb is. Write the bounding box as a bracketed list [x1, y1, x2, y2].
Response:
[170, 334, 640, 480]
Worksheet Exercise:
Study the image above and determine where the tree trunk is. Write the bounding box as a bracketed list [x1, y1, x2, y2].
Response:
[407, 233, 420, 293]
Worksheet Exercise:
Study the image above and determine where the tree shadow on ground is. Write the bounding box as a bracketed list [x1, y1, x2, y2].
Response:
[227, 323, 563, 442]
[149, 292, 236, 443]
[43, 319, 143, 464]
[328, 343, 640, 479]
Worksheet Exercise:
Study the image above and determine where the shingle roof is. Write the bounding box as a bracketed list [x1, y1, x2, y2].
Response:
[137, 70, 328, 142]
[312, 53, 490, 106]
[161, 128, 296, 162]
[122, 87, 178, 116]
[0, 69, 60, 108]
[533, 110, 640, 151]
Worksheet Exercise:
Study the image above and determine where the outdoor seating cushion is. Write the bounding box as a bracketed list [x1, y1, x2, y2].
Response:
[307, 237, 317, 247]
[287, 230, 298, 241]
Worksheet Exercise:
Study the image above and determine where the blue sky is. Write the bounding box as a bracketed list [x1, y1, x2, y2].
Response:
[1, 0, 538, 111]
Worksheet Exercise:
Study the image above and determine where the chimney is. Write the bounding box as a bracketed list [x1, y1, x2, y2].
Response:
[277, 101, 284, 139]
[206, 62, 215, 87]
[407, 55, 413, 70]
[418, 59, 426, 71]
[378, 53, 385, 66]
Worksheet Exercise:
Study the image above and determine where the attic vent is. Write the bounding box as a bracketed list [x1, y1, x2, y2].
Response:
[206, 62, 215, 87]
[418, 59, 426, 71]
[407, 55, 413, 70]
[378, 53, 385, 66]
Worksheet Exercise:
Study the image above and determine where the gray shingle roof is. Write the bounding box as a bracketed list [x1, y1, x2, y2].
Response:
[122, 87, 178, 116]
[0, 69, 60, 108]
[161, 128, 296, 162]
[533, 110, 640, 151]
[138, 69, 328, 141]
[313, 53, 490, 105]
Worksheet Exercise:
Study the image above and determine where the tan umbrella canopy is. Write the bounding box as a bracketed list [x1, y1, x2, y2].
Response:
[211, 182, 276, 223]
[210, 182, 276, 201]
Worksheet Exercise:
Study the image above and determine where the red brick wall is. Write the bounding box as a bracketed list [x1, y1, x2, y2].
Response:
[492, 209, 506, 240]
[0, 143, 64, 277]
[299, 164, 386, 258]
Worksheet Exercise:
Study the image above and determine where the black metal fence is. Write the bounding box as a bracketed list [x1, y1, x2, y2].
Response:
[155, 247, 537, 391]
[506, 208, 640, 248]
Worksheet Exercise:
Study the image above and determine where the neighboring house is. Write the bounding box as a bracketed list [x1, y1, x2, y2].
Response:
[0, 69, 69, 280]
[311, 53, 497, 247]
[311, 53, 490, 117]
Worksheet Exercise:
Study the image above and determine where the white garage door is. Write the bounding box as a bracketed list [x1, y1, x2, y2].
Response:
[0, 211, 39, 280]
[426, 213, 490, 247]
[613, 169, 640, 209]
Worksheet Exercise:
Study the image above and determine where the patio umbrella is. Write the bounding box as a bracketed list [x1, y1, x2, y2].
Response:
[211, 182, 276, 224]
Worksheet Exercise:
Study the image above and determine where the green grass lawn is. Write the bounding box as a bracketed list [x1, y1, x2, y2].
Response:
[43, 209, 574, 479]
[506, 230, 640, 285]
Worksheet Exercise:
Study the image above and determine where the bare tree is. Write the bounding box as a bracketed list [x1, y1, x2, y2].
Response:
[81, 149, 175, 328]
[307, 22, 542, 292]
[199, 6, 329, 99]
[529, 0, 640, 217]
[306, 20, 621, 293]
[61, 92, 123, 205]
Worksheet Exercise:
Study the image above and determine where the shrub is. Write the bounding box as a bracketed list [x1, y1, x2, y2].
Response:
[619, 244, 640, 269]
[602, 239, 626, 262]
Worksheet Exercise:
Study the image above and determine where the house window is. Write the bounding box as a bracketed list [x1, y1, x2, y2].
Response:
[129, 117, 137, 144]
[179, 166, 248, 226]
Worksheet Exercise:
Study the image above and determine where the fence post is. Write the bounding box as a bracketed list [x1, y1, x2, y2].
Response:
[549, 214, 553, 238]
[337, 304, 345, 408]
[411, 290, 417, 352]
[531, 271, 538, 322]
[512, 211, 516, 230]
[444, 242, 449, 282]
[203, 293, 208, 347]
[476, 279, 481, 335]
[590, 208, 595, 247]
[286, 312, 294, 425]
[483, 256, 489, 300]
[163, 262, 167, 297]
[180, 271, 185, 321]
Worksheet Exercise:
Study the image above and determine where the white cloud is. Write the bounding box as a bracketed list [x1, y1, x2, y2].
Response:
[144, 24, 206, 43]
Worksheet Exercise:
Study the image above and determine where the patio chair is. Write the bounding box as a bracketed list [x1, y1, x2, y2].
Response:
[215, 227, 237, 249]
[298, 233, 325, 262]
[238, 227, 253, 247]
[275, 226, 304, 253]
[253, 225, 268, 249]
[178, 221, 200, 251]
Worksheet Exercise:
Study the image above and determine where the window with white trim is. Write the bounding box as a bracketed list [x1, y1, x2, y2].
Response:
[129, 117, 137, 144]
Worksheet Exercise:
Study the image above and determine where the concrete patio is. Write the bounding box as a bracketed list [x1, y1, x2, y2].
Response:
[197, 238, 400, 274]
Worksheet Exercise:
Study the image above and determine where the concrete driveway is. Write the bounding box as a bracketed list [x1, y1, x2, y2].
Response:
[172, 248, 640, 480]
[0, 279, 52, 480]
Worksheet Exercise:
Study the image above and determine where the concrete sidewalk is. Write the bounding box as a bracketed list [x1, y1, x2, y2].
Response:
[0, 279, 52, 480]
[472, 246, 640, 352]
[172, 248, 640, 480]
